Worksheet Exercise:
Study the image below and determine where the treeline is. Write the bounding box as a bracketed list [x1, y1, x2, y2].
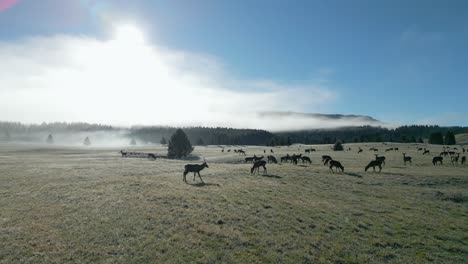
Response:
[272, 125, 468, 145]
[130, 126, 274, 146]
[1, 121, 467, 146]
[0, 121, 114, 134]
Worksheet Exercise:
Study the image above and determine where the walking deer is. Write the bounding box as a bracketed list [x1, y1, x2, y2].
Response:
[183, 160, 209, 183]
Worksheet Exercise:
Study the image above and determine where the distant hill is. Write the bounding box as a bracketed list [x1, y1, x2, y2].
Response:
[259, 111, 381, 124]
[455, 133, 468, 145]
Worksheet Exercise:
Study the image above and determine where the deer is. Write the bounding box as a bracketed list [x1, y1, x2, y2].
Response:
[305, 149, 311, 153]
[238, 149, 246, 156]
[329, 160, 344, 173]
[417, 147, 423, 151]
[402, 153, 412, 165]
[301, 156, 312, 164]
[365, 160, 383, 172]
[147, 153, 156, 159]
[322, 155, 332, 162]
[358, 148, 363, 154]
[451, 153, 460, 165]
[385, 148, 394, 152]
[432, 156, 443, 166]
[394, 147, 399, 151]
[281, 154, 291, 163]
[323, 157, 332, 166]
[253, 155, 264, 162]
[375, 154, 386, 166]
[251, 160, 267, 174]
[267, 155, 277, 163]
[423, 149, 430, 155]
[270, 149, 274, 153]
[183, 159, 209, 184]
[119, 150, 128, 157]
[461, 156, 466, 165]
[245, 156, 256, 163]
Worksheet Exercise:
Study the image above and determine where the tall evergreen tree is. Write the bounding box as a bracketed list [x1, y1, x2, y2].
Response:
[429, 132, 444, 145]
[83, 136, 91, 146]
[196, 137, 205, 146]
[46, 134, 54, 144]
[167, 129, 193, 159]
[444, 131, 456, 145]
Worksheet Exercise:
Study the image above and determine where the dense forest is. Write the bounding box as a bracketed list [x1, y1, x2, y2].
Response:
[1, 121, 467, 146]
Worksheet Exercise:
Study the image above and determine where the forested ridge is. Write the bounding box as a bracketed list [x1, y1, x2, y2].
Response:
[1, 121, 467, 145]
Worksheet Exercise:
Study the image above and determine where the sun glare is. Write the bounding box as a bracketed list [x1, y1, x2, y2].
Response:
[113, 24, 145, 46]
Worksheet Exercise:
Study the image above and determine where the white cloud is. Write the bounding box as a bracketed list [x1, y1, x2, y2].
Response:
[0, 25, 351, 131]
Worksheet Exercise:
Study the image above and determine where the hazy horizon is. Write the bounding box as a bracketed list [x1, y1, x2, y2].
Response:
[1, 1, 467, 129]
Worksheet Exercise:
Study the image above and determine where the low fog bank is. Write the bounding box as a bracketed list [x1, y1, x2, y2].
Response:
[0, 130, 138, 147]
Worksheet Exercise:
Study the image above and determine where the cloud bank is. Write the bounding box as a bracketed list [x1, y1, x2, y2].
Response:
[0, 25, 375, 131]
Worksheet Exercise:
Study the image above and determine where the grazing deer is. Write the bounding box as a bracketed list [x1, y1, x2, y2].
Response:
[245, 156, 256, 163]
[417, 147, 423, 151]
[375, 154, 386, 166]
[281, 155, 291, 163]
[385, 148, 394, 152]
[423, 149, 430, 155]
[394, 147, 399, 151]
[238, 149, 246, 156]
[451, 153, 460, 165]
[251, 160, 267, 174]
[147, 153, 156, 159]
[305, 149, 311, 153]
[432, 156, 443, 166]
[461, 156, 466, 165]
[270, 149, 274, 153]
[329, 160, 344, 173]
[183, 161, 209, 183]
[365, 160, 383, 172]
[322, 155, 332, 162]
[402, 153, 412, 165]
[253, 155, 264, 162]
[221, 149, 224, 153]
[358, 148, 363, 153]
[301, 156, 312, 164]
[120, 150, 128, 157]
[267, 155, 277, 163]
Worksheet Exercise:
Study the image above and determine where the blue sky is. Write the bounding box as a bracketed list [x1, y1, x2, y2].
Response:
[0, 0, 467, 128]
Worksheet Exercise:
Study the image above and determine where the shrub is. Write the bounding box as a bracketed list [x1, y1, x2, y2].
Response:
[333, 141, 344, 151]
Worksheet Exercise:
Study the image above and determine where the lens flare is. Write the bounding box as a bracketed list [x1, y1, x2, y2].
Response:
[0, 0, 19, 12]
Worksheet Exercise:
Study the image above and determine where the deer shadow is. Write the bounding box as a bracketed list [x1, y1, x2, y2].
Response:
[259, 174, 283, 179]
[189, 182, 220, 187]
[345, 172, 363, 178]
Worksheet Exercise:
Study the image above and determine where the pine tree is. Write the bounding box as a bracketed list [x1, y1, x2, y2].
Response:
[333, 141, 344, 151]
[196, 137, 205, 146]
[46, 134, 54, 144]
[5, 130, 11, 141]
[429, 132, 444, 145]
[444, 131, 456, 145]
[167, 129, 193, 159]
[83, 136, 91, 146]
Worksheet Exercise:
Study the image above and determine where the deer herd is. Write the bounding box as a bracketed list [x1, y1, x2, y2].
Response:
[120, 144, 467, 184]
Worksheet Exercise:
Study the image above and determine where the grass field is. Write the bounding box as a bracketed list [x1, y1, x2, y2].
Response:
[0, 142, 467, 263]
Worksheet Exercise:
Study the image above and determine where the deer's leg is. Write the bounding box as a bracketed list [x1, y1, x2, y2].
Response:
[193, 172, 196, 181]
[198, 172, 204, 184]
